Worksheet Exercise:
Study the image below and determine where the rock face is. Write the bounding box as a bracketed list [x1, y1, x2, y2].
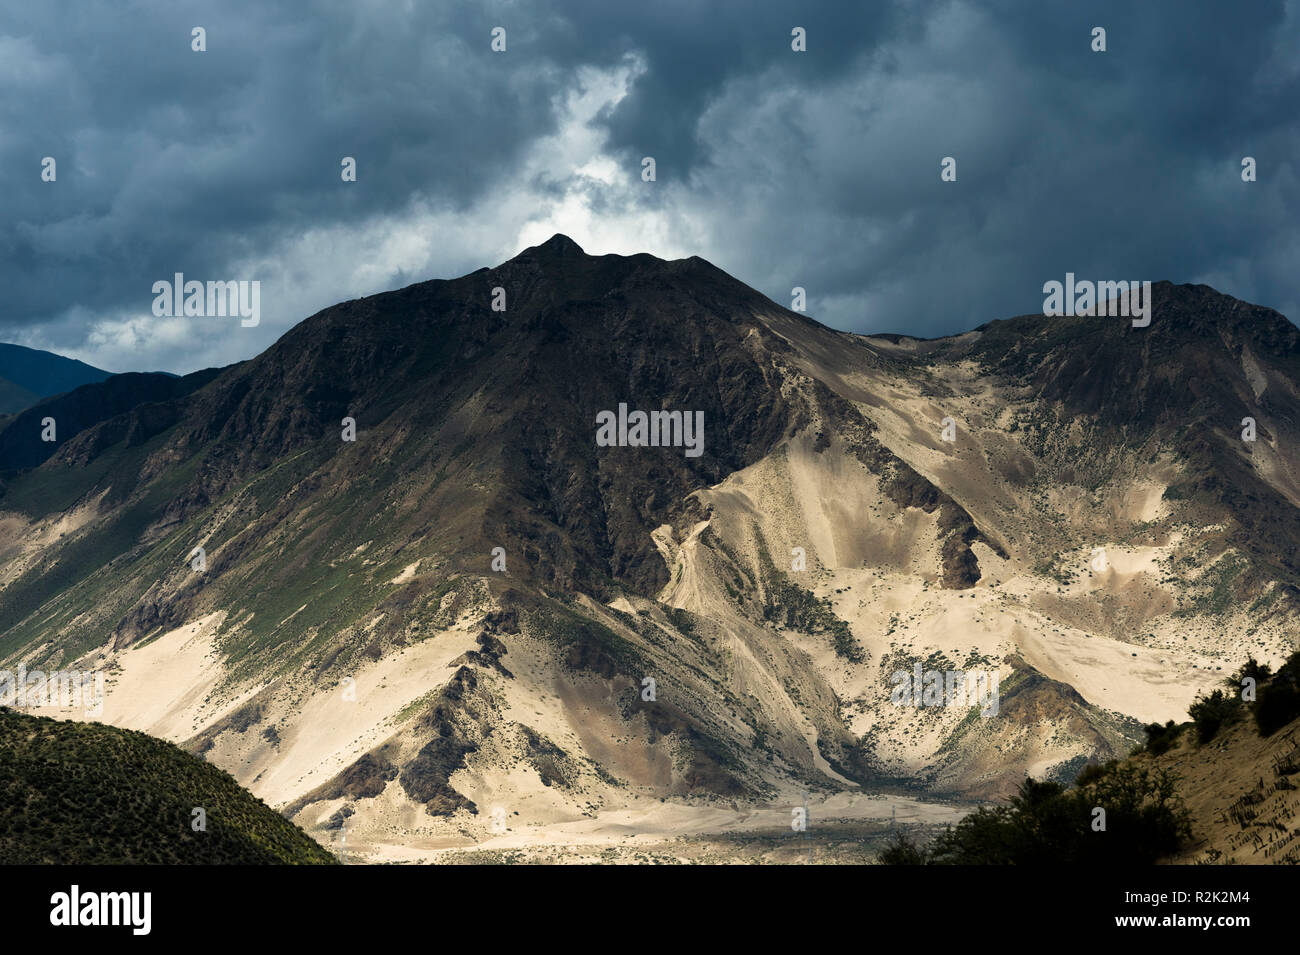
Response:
[2, 237, 1298, 859]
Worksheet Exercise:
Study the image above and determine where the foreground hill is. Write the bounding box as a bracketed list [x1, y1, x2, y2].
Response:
[881, 654, 1300, 865]
[0, 236, 1297, 860]
[1150, 722, 1300, 864]
[1138, 659, 1300, 865]
[0, 707, 335, 864]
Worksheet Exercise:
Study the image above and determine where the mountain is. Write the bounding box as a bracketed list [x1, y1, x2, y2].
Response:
[0, 707, 335, 863]
[0, 343, 112, 415]
[0, 368, 224, 472]
[0, 235, 1297, 861]
[0, 377, 39, 417]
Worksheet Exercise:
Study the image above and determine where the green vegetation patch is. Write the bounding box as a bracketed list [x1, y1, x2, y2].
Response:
[0, 708, 335, 864]
[879, 768, 1191, 865]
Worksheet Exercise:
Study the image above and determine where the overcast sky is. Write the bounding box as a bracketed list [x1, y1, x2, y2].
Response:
[2, 0, 1298, 375]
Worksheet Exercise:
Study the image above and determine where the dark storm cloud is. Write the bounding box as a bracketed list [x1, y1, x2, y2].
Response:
[532, 0, 905, 170]
[1, 1, 570, 348]
[647, 0, 1300, 335]
[0, 0, 1297, 373]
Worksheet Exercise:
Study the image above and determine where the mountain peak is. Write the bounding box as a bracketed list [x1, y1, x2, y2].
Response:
[519, 233, 586, 259]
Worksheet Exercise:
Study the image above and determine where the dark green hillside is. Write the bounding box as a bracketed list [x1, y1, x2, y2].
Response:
[0, 708, 336, 864]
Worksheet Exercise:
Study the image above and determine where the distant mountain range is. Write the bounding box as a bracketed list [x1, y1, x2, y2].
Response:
[0, 343, 113, 415]
[2, 236, 1298, 862]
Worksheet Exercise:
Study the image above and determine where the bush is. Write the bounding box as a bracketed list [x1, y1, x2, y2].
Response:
[1255, 681, 1300, 736]
[880, 769, 1191, 865]
[1142, 720, 1181, 756]
[1242, 650, 1300, 736]
[1230, 656, 1272, 688]
[1188, 689, 1240, 744]
[876, 832, 928, 865]
[1075, 760, 1116, 788]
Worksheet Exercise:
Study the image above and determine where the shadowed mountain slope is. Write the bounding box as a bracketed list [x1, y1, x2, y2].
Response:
[0, 344, 112, 415]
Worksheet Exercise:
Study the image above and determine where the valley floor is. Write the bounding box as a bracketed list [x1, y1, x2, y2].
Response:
[330, 790, 968, 864]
